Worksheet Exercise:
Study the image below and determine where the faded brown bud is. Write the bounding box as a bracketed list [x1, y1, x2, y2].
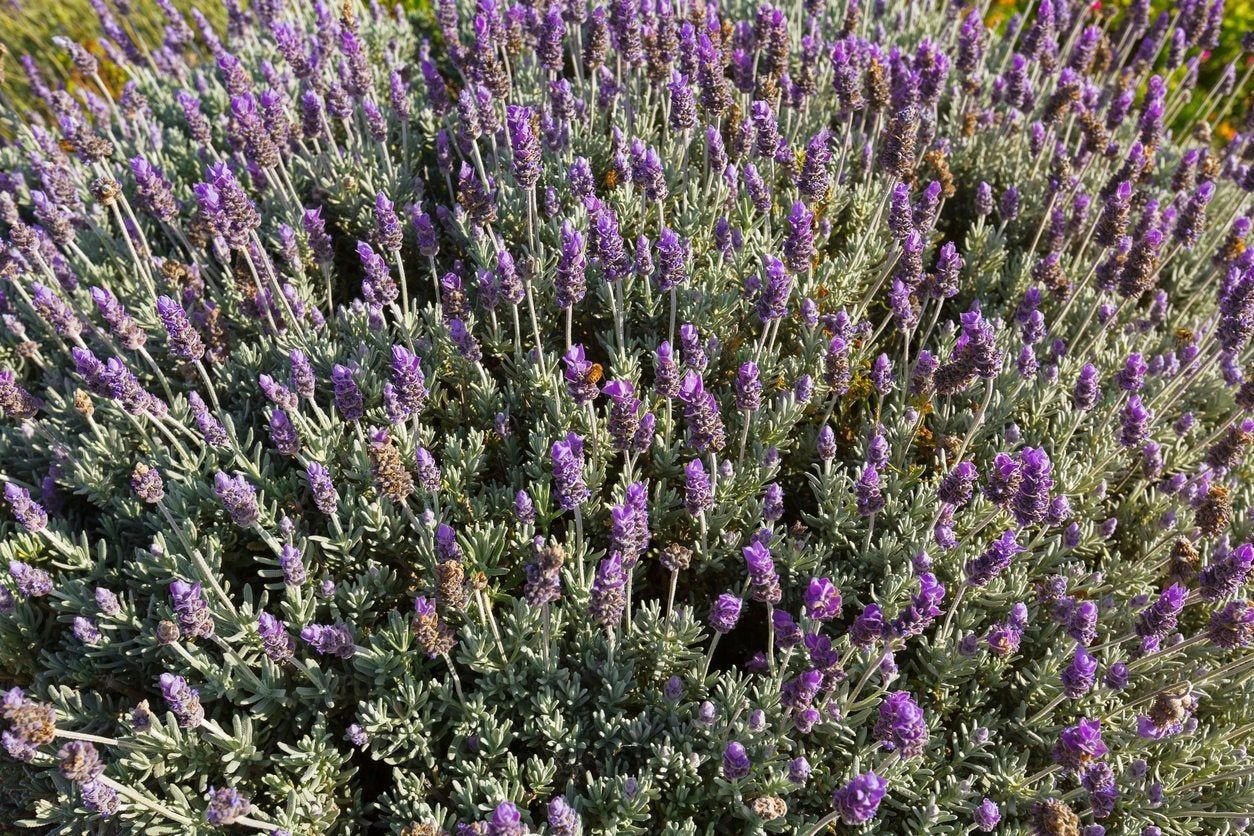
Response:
[750, 796, 787, 821]
[73, 389, 94, 416]
[1195, 486, 1231, 538]
[1029, 799, 1080, 836]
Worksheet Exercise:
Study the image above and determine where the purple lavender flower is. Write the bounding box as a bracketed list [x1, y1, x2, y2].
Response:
[0, 372, 42, 420]
[205, 786, 251, 826]
[487, 801, 527, 836]
[677, 372, 726, 454]
[855, 464, 885, 516]
[506, 105, 542, 189]
[783, 202, 815, 275]
[744, 540, 781, 604]
[679, 324, 707, 371]
[448, 319, 482, 362]
[587, 198, 629, 282]
[871, 353, 894, 396]
[386, 345, 427, 421]
[170, 579, 214, 639]
[56, 739, 103, 784]
[196, 163, 259, 249]
[974, 798, 1000, 832]
[1067, 600, 1099, 645]
[794, 374, 815, 404]
[1116, 354, 1147, 393]
[129, 155, 178, 221]
[331, 364, 364, 422]
[302, 207, 334, 264]
[974, 182, 994, 216]
[413, 447, 441, 494]
[268, 408, 299, 456]
[804, 578, 842, 621]
[1073, 363, 1101, 411]
[852, 603, 886, 648]
[562, 345, 599, 406]
[1208, 600, 1254, 649]
[1052, 718, 1108, 772]
[985, 615, 1024, 657]
[603, 380, 641, 453]
[91, 286, 146, 350]
[631, 144, 668, 203]
[1061, 646, 1098, 699]
[683, 459, 713, 516]
[547, 797, 582, 836]
[755, 255, 793, 322]
[1138, 581, 1183, 641]
[874, 691, 928, 758]
[303, 461, 339, 516]
[95, 587, 120, 615]
[8, 559, 52, 597]
[654, 342, 680, 398]
[1082, 761, 1119, 819]
[938, 462, 978, 507]
[1200, 544, 1254, 602]
[551, 433, 589, 511]
[300, 622, 355, 658]
[523, 539, 565, 607]
[655, 228, 688, 292]
[80, 779, 119, 816]
[373, 192, 403, 252]
[278, 544, 307, 587]
[159, 672, 204, 728]
[609, 482, 649, 564]
[799, 130, 832, 202]
[965, 530, 1023, 587]
[556, 222, 587, 309]
[412, 210, 439, 259]
[831, 772, 888, 825]
[1095, 181, 1132, 247]
[733, 363, 763, 414]
[1012, 447, 1053, 526]
[357, 240, 397, 306]
[211, 472, 259, 529]
[774, 610, 802, 649]
[812, 428, 832, 468]
[31, 284, 81, 338]
[159, 297, 205, 360]
[588, 553, 627, 628]
[258, 612, 294, 662]
[260, 375, 298, 411]
[1104, 661, 1129, 691]
[4, 484, 48, 534]
[722, 742, 750, 779]
[709, 593, 742, 634]
[506, 486, 535, 527]
[1173, 181, 1213, 249]
[188, 392, 229, 447]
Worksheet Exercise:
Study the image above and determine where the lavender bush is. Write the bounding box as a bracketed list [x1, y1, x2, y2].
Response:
[1, 0, 1254, 833]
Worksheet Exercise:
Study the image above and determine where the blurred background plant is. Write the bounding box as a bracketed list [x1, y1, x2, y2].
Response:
[1, 0, 1250, 134]
[0, 0, 222, 113]
[986, 0, 1254, 137]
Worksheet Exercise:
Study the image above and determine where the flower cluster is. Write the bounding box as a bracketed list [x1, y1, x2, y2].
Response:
[1, 0, 1253, 833]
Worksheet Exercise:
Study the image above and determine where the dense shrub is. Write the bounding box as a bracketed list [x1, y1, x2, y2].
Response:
[1, 0, 1253, 833]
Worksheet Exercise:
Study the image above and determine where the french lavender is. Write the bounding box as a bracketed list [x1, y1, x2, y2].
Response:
[1, 0, 1253, 833]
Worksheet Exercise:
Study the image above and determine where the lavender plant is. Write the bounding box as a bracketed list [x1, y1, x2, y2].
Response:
[1, 0, 1253, 833]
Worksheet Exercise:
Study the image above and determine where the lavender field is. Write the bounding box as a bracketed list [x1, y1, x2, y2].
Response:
[1, 0, 1253, 833]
